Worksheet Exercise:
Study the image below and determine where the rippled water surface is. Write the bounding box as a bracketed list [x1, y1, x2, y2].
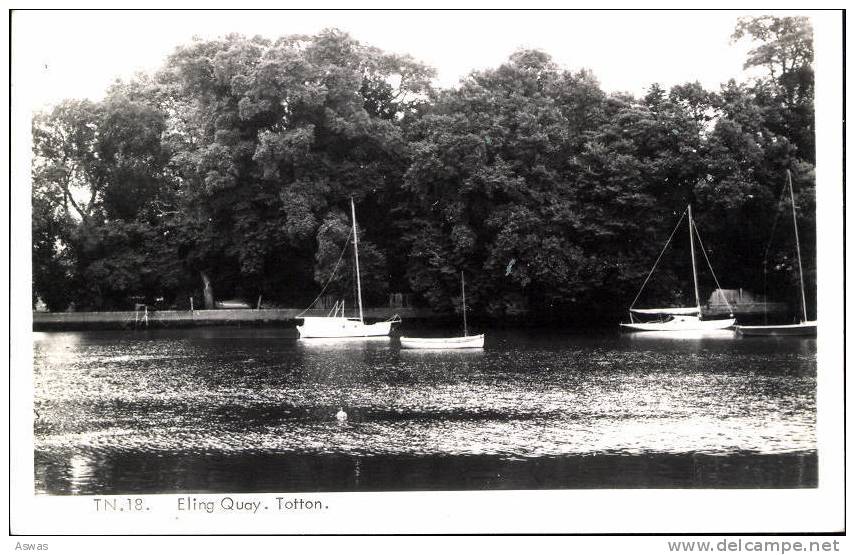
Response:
[33, 327, 817, 493]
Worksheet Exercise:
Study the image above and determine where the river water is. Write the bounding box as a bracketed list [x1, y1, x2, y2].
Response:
[32, 327, 816, 494]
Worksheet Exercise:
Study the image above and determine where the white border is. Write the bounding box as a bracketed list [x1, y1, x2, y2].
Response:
[6, 6, 847, 539]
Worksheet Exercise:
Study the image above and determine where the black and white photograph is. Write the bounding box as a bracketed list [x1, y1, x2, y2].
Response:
[8, 6, 846, 540]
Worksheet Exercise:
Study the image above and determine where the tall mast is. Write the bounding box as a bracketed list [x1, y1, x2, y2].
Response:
[461, 271, 468, 337]
[688, 204, 701, 312]
[350, 197, 364, 323]
[787, 170, 809, 322]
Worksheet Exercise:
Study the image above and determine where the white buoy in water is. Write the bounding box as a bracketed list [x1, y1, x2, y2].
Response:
[335, 407, 348, 422]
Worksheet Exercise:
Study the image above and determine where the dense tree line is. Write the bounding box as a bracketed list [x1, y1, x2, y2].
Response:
[32, 17, 817, 323]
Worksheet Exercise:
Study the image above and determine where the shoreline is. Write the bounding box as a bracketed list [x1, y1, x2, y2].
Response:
[31, 304, 795, 332]
[31, 307, 438, 331]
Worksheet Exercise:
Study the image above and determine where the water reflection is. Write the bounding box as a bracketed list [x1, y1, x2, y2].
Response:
[622, 329, 738, 341]
[33, 327, 817, 493]
[33, 450, 817, 494]
[68, 453, 95, 494]
[297, 336, 392, 351]
[398, 347, 485, 357]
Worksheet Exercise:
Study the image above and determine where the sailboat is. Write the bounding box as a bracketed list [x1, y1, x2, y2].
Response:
[296, 198, 399, 339]
[400, 272, 485, 349]
[735, 172, 816, 337]
[620, 204, 736, 332]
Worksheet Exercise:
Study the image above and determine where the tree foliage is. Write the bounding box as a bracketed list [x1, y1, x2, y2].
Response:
[32, 20, 817, 322]
[732, 15, 814, 162]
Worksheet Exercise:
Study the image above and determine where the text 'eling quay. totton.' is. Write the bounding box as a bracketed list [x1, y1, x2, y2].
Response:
[176, 496, 326, 514]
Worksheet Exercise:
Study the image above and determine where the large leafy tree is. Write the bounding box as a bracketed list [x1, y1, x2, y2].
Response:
[32, 100, 102, 223]
[32, 100, 99, 310]
[402, 51, 655, 319]
[159, 30, 433, 307]
[32, 96, 180, 310]
[732, 15, 814, 162]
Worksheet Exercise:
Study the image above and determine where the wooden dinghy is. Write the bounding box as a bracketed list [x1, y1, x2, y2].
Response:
[735, 321, 816, 337]
[400, 334, 485, 349]
[400, 272, 485, 350]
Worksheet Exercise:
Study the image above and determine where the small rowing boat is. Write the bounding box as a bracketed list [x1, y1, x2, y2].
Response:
[400, 334, 485, 349]
[400, 272, 485, 349]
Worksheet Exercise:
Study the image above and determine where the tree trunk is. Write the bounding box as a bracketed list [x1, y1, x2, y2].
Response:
[200, 271, 215, 310]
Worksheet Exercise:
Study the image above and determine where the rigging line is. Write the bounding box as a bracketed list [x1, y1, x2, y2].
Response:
[762, 178, 791, 265]
[762, 181, 789, 324]
[296, 227, 355, 317]
[629, 208, 688, 310]
[692, 222, 735, 316]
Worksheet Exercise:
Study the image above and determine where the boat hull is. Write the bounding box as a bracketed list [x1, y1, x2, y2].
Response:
[297, 317, 392, 338]
[620, 317, 736, 332]
[400, 334, 485, 349]
[735, 321, 817, 337]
